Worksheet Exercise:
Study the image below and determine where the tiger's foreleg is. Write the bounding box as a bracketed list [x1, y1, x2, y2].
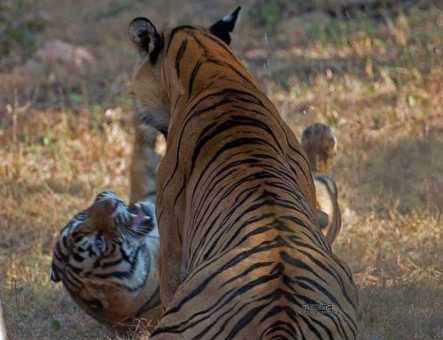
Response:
[129, 123, 161, 204]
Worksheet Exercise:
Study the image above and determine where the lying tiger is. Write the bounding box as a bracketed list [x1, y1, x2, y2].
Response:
[129, 7, 357, 339]
[50, 191, 161, 328]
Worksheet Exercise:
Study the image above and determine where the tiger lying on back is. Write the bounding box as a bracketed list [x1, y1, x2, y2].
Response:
[50, 191, 161, 327]
[129, 7, 358, 339]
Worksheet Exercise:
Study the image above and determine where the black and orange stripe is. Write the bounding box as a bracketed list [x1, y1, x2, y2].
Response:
[130, 17, 358, 339]
[50, 192, 161, 326]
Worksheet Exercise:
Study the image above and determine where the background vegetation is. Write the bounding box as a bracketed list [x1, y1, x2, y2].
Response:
[0, 0, 442, 339]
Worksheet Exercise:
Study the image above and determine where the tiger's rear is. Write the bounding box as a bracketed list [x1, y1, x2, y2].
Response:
[129, 9, 358, 339]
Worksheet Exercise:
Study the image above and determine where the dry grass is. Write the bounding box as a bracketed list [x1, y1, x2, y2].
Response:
[1, 1, 443, 339]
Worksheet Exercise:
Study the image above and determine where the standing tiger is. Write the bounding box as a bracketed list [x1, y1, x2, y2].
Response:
[129, 6, 358, 339]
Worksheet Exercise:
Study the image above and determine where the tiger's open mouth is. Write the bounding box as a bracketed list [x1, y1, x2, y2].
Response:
[51, 193, 157, 285]
[131, 210, 150, 228]
[127, 202, 155, 236]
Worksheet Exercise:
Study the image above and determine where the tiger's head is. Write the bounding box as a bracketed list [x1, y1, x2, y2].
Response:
[51, 191, 161, 327]
[128, 7, 242, 137]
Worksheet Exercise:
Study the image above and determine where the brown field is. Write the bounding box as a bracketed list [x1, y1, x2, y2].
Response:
[1, 1, 442, 339]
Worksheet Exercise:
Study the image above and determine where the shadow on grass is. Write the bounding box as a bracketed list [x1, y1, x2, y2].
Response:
[359, 282, 443, 339]
[337, 134, 443, 215]
[1, 269, 108, 340]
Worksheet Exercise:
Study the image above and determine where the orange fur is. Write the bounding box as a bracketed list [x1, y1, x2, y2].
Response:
[129, 17, 358, 339]
[51, 192, 161, 329]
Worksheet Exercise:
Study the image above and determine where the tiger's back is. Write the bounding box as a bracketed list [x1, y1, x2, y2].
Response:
[129, 12, 358, 339]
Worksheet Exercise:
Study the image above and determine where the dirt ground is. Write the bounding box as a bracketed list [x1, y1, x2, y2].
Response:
[1, 1, 442, 339]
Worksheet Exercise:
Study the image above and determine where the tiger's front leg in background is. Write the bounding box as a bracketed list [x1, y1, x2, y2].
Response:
[130, 115, 183, 307]
[129, 119, 161, 204]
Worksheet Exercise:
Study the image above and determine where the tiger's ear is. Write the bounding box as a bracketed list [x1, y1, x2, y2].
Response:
[129, 17, 163, 63]
[209, 6, 241, 45]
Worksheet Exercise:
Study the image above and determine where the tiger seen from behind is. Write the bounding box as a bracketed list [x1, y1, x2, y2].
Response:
[129, 6, 358, 339]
